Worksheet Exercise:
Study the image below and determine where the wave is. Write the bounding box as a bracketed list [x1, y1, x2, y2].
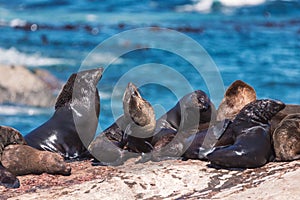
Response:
[177, 0, 298, 13]
[82, 52, 124, 67]
[99, 91, 111, 100]
[0, 105, 52, 116]
[0, 47, 70, 67]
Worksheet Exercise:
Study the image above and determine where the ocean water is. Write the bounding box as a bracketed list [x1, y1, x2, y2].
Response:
[0, 0, 299, 135]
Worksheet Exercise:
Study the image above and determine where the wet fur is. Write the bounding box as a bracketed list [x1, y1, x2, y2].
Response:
[25, 68, 103, 159]
[207, 99, 285, 168]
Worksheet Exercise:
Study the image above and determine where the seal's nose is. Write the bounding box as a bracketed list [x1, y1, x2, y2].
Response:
[274, 99, 286, 111]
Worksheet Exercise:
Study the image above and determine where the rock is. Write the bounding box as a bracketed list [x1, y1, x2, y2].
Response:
[32, 68, 62, 92]
[1, 159, 299, 200]
[0, 65, 60, 107]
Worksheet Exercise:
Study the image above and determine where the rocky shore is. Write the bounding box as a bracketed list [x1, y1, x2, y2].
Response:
[0, 65, 61, 107]
[1, 158, 299, 200]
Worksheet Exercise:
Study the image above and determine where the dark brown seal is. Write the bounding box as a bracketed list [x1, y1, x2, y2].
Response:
[207, 99, 285, 168]
[272, 113, 300, 161]
[25, 68, 103, 160]
[1, 144, 71, 176]
[89, 82, 155, 165]
[151, 90, 216, 146]
[0, 126, 26, 156]
[216, 80, 256, 121]
[0, 126, 25, 188]
[137, 90, 216, 163]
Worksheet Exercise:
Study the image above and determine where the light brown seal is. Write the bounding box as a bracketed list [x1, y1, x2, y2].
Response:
[1, 144, 71, 176]
[216, 80, 256, 121]
[272, 113, 300, 161]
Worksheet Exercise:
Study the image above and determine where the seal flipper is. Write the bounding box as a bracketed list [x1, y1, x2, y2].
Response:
[207, 126, 271, 168]
[89, 133, 139, 166]
[182, 119, 233, 160]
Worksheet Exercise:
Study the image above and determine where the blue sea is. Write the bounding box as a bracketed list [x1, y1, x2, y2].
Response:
[0, 0, 299, 136]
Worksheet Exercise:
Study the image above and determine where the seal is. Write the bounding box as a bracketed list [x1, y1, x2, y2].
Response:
[0, 126, 26, 156]
[89, 82, 156, 165]
[270, 104, 300, 134]
[207, 99, 285, 168]
[1, 144, 71, 176]
[0, 126, 25, 188]
[142, 119, 232, 162]
[272, 113, 300, 161]
[25, 67, 103, 160]
[151, 90, 216, 146]
[216, 80, 256, 121]
[121, 82, 156, 153]
[137, 90, 216, 162]
[0, 164, 20, 188]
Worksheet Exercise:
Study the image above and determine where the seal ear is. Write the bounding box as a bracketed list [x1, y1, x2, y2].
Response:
[55, 74, 76, 110]
[216, 80, 256, 121]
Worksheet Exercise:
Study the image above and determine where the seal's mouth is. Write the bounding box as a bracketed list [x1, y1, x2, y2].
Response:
[123, 82, 141, 103]
[127, 82, 140, 97]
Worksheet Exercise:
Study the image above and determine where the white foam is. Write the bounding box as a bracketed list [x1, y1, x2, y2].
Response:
[220, 0, 266, 7]
[99, 91, 111, 100]
[177, 0, 266, 13]
[177, 0, 213, 12]
[83, 52, 124, 66]
[0, 105, 51, 116]
[9, 18, 27, 27]
[0, 47, 70, 67]
[86, 14, 97, 22]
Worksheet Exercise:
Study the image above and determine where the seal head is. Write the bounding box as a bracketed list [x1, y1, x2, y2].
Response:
[217, 80, 256, 121]
[0, 126, 26, 157]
